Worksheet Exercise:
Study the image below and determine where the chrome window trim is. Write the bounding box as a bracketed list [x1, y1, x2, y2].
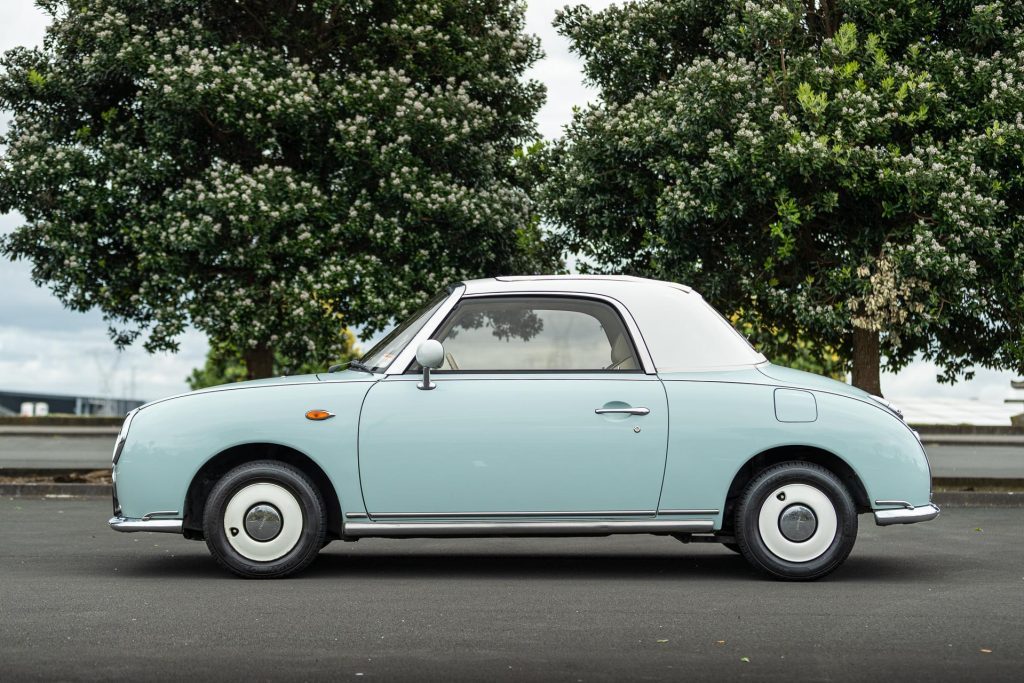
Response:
[389, 289, 656, 376]
[343, 519, 715, 537]
[383, 284, 467, 376]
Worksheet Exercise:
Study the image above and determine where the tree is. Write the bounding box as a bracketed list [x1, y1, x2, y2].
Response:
[187, 328, 358, 390]
[545, 0, 1024, 395]
[1, 0, 555, 380]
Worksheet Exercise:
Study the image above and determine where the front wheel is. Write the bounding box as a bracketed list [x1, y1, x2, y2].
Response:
[203, 460, 326, 579]
[735, 462, 857, 580]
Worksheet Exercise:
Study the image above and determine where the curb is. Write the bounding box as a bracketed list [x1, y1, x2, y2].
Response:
[3, 483, 1023, 508]
[932, 491, 1023, 508]
[1, 483, 111, 497]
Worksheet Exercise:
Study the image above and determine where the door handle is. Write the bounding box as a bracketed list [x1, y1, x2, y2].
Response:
[594, 407, 650, 416]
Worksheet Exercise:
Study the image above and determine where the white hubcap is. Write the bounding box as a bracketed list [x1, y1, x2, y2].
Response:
[224, 483, 303, 562]
[757, 483, 838, 563]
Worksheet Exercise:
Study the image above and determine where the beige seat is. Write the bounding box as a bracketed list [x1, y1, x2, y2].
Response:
[608, 332, 638, 370]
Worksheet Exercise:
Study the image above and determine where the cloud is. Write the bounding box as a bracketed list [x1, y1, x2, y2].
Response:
[0, 323, 208, 401]
[524, 1, 620, 140]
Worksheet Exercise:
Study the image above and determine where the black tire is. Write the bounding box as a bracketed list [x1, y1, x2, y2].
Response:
[203, 460, 326, 579]
[735, 461, 857, 581]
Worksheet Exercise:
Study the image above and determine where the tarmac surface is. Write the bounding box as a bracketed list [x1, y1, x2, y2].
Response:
[1, 497, 1021, 681]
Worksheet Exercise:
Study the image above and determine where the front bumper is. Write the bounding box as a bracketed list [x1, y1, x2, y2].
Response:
[108, 516, 183, 534]
[873, 503, 941, 526]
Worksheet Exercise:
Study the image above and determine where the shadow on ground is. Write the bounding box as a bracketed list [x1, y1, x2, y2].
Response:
[107, 544, 946, 583]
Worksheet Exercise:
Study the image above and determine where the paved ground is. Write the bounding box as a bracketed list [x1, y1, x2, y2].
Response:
[0, 498, 1021, 681]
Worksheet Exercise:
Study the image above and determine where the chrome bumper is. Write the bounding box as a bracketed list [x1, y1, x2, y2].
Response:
[108, 516, 183, 534]
[873, 503, 941, 526]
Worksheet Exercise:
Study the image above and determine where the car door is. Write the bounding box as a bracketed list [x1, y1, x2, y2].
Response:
[357, 295, 669, 517]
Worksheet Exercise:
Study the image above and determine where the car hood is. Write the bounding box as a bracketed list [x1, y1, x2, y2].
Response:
[139, 369, 373, 409]
[756, 363, 870, 400]
[194, 373, 325, 392]
[192, 369, 373, 393]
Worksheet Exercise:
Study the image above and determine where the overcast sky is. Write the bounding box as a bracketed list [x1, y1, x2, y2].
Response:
[0, 1, 1017, 403]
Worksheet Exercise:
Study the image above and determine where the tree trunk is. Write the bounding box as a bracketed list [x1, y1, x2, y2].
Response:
[851, 327, 882, 396]
[243, 345, 275, 380]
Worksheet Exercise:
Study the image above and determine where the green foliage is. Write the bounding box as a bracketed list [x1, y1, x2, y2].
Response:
[187, 329, 358, 390]
[545, 0, 1024, 384]
[0, 0, 556, 377]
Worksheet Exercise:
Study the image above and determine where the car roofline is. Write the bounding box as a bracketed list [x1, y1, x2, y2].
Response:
[457, 275, 694, 297]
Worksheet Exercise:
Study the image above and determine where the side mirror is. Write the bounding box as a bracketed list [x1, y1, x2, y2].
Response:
[415, 340, 444, 390]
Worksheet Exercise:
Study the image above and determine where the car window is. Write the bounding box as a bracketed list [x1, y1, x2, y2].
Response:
[425, 297, 639, 372]
[359, 289, 450, 371]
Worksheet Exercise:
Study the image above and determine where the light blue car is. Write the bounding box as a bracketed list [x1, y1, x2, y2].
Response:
[109, 275, 938, 580]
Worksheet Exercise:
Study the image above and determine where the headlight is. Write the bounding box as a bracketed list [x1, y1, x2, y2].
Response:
[869, 394, 904, 421]
[111, 408, 139, 465]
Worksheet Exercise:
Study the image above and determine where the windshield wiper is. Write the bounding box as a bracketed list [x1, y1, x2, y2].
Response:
[329, 358, 374, 374]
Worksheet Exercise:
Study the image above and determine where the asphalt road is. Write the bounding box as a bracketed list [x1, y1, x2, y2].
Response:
[1, 498, 1021, 681]
[2, 435, 1024, 480]
[924, 443, 1024, 479]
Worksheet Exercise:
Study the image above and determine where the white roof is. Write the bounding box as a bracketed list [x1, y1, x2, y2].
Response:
[462, 274, 691, 295]
[460, 276, 765, 372]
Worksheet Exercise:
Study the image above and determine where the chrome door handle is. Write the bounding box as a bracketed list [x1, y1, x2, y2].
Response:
[594, 407, 650, 416]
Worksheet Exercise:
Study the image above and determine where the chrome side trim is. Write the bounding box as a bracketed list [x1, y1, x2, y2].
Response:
[141, 510, 180, 521]
[346, 512, 369, 519]
[344, 520, 715, 537]
[364, 510, 656, 519]
[108, 516, 183, 533]
[874, 503, 940, 526]
[874, 499, 914, 510]
[658, 509, 721, 516]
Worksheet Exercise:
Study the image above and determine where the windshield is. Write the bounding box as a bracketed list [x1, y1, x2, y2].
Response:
[357, 289, 451, 371]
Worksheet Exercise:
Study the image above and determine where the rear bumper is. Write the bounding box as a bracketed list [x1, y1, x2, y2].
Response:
[108, 516, 183, 534]
[873, 503, 941, 526]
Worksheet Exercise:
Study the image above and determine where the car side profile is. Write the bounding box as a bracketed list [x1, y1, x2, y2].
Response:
[109, 275, 938, 580]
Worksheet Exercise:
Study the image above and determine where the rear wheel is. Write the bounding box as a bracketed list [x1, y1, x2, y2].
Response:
[735, 462, 857, 580]
[203, 460, 326, 579]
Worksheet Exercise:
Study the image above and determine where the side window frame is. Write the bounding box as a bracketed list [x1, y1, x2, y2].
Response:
[402, 294, 646, 375]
